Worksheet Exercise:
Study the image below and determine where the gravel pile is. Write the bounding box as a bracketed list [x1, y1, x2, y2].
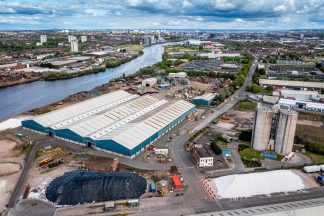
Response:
[0, 163, 21, 176]
[46, 170, 147, 205]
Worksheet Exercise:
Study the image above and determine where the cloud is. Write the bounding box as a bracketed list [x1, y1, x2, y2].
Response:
[0, 0, 322, 30]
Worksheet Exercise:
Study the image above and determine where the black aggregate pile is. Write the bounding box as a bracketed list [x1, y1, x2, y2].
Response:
[45, 170, 147, 205]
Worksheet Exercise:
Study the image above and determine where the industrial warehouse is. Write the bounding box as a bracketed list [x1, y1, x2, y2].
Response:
[22, 90, 196, 158]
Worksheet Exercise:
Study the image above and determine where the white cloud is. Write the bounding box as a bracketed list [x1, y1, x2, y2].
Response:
[274, 5, 287, 12]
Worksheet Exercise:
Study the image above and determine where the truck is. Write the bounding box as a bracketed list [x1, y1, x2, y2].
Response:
[39, 157, 54, 166]
[303, 165, 321, 173]
[316, 176, 324, 185]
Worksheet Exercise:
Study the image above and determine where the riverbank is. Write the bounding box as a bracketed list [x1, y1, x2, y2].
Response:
[0, 50, 144, 88]
[0, 77, 41, 88]
[43, 65, 106, 81]
[106, 51, 143, 68]
[0, 44, 165, 120]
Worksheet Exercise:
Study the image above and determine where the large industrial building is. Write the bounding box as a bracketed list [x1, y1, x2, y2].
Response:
[279, 98, 324, 112]
[259, 79, 324, 91]
[22, 90, 195, 158]
[251, 104, 298, 155]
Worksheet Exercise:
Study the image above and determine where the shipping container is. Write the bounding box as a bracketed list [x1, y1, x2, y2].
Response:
[172, 176, 182, 189]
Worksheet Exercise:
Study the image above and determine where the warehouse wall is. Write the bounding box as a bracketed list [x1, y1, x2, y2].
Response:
[22, 120, 47, 133]
[55, 129, 85, 144]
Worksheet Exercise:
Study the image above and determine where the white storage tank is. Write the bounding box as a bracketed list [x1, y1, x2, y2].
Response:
[251, 105, 273, 151]
[275, 109, 298, 155]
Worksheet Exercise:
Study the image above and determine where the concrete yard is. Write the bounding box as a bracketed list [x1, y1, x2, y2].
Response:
[0, 137, 25, 214]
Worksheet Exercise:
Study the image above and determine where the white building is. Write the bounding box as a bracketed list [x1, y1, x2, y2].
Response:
[70, 39, 79, 53]
[141, 77, 157, 87]
[81, 36, 87, 43]
[68, 35, 77, 42]
[154, 148, 169, 155]
[279, 89, 320, 101]
[188, 39, 202, 46]
[40, 35, 47, 44]
[168, 72, 187, 78]
[198, 52, 240, 59]
[191, 145, 214, 167]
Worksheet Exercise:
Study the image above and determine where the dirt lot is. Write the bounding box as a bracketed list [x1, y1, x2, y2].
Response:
[296, 116, 324, 143]
[292, 170, 320, 189]
[0, 137, 25, 214]
[27, 161, 77, 201]
[190, 81, 212, 91]
[212, 110, 254, 135]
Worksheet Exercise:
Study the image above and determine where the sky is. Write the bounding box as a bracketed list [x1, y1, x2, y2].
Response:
[0, 0, 323, 30]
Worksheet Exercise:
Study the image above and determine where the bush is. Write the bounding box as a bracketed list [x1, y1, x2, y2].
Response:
[234, 100, 256, 111]
[239, 130, 253, 142]
[211, 141, 222, 155]
[246, 84, 261, 93]
[305, 141, 324, 155]
[241, 157, 262, 167]
[238, 144, 251, 151]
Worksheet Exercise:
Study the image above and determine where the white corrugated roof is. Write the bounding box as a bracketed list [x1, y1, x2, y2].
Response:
[87, 98, 168, 139]
[101, 100, 195, 150]
[193, 93, 217, 101]
[67, 95, 164, 137]
[260, 79, 324, 88]
[34, 90, 132, 128]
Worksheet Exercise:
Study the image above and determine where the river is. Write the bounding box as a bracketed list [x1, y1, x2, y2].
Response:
[0, 44, 165, 120]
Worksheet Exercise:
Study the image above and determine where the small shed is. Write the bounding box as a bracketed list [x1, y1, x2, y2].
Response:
[192, 93, 217, 106]
[142, 78, 157, 87]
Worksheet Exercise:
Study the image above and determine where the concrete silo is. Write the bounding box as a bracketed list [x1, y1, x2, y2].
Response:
[275, 109, 298, 155]
[251, 105, 273, 151]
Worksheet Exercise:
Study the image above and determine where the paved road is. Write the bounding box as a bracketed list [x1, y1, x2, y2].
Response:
[8, 55, 324, 215]
[193, 57, 258, 132]
[6, 128, 170, 210]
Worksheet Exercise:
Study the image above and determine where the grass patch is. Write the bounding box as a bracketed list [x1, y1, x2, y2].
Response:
[239, 148, 263, 160]
[120, 44, 144, 52]
[233, 100, 257, 111]
[304, 151, 324, 164]
[239, 148, 284, 161]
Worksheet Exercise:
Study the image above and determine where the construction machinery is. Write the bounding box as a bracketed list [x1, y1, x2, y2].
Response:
[220, 114, 230, 121]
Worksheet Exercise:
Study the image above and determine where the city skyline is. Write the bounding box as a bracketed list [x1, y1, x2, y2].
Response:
[0, 0, 323, 30]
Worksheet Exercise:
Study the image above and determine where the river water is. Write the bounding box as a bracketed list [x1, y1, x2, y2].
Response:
[0, 44, 165, 120]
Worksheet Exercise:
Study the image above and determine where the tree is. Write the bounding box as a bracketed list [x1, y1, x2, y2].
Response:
[246, 84, 261, 93]
[265, 85, 273, 92]
[239, 130, 253, 142]
[211, 141, 222, 155]
[235, 75, 245, 87]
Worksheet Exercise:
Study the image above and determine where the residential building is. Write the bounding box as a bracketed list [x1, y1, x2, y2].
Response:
[40, 35, 47, 44]
[70, 39, 79, 52]
[81, 35, 87, 43]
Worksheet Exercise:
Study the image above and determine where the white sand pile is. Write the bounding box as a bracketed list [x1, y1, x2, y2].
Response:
[212, 170, 305, 199]
[0, 180, 6, 195]
[0, 163, 21, 176]
[0, 116, 29, 131]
